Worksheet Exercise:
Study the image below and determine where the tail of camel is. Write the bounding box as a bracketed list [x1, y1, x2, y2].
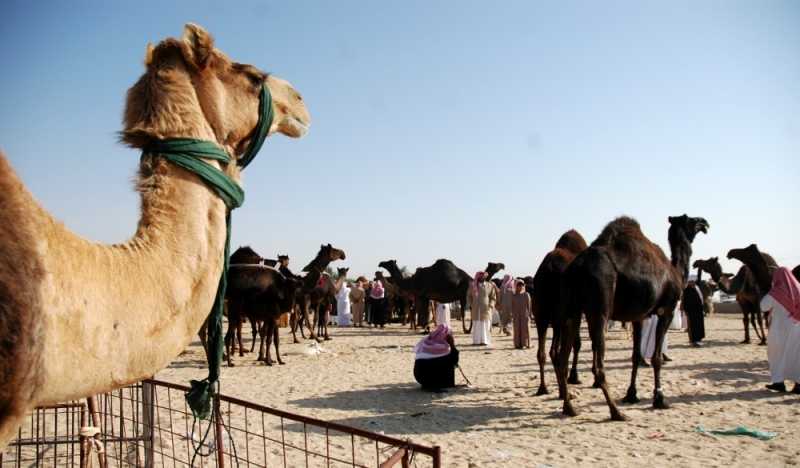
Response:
[0, 24, 310, 449]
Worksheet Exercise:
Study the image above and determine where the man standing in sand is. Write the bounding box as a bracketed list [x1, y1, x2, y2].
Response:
[350, 281, 366, 327]
[682, 274, 706, 347]
[468, 271, 496, 346]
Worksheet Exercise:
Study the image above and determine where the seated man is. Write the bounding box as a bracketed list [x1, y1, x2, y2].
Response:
[413, 324, 459, 391]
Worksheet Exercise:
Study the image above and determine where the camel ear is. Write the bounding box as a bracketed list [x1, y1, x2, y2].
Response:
[144, 43, 154, 68]
[182, 23, 213, 69]
[713, 257, 718, 261]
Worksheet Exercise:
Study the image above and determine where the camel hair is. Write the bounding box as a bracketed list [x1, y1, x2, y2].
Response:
[0, 24, 310, 448]
[727, 244, 780, 301]
[379, 259, 474, 333]
[556, 214, 709, 421]
[693, 257, 768, 344]
[531, 229, 587, 397]
[694, 270, 719, 316]
[287, 244, 346, 343]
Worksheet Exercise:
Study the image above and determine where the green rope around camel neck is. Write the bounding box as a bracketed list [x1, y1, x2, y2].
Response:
[141, 83, 274, 420]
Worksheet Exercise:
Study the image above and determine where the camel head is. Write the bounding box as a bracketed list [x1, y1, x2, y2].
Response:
[121, 23, 310, 163]
[485, 262, 505, 279]
[337, 267, 349, 279]
[321, 244, 346, 262]
[693, 257, 723, 282]
[727, 244, 762, 265]
[668, 214, 709, 243]
[378, 260, 400, 277]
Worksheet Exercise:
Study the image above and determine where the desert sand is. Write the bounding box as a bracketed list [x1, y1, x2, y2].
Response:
[157, 313, 800, 467]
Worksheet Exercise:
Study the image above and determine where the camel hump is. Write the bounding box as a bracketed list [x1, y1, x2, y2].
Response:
[555, 229, 588, 255]
[591, 216, 642, 249]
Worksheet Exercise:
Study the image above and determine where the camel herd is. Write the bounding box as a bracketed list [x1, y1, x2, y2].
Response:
[1, 23, 798, 450]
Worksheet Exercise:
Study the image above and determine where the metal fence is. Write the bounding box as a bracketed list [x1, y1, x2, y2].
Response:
[2, 379, 440, 468]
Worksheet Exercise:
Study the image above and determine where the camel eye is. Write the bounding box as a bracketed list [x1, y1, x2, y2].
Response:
[249, 75, 262, 87]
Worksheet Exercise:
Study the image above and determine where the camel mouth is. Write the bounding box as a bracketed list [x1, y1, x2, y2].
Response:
[696, 223, 709, 234]
[726, 249, 739, 260]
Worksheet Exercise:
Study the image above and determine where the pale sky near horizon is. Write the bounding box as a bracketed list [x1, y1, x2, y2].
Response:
[1, 1, 798, 280]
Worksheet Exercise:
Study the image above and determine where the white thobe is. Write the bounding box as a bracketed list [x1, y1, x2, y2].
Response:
[336, 285, 351, 326]
[435, 302, 451, 327]
[641, 316, 668, 359]
[761, 294, 800, 383]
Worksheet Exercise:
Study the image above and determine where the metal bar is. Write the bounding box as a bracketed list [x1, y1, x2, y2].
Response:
[142, 381, 155, 468]
[378, 447, 406, 468]
[214, 397, 226, 468]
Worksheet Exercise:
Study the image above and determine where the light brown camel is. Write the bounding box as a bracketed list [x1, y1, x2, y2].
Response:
[557, 215, 708, 421]
[0, 24, 310, 448]
[693, 257, 767, 344]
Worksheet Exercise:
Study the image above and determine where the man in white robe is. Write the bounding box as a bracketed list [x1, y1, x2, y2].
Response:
[336, 282, 352, 326]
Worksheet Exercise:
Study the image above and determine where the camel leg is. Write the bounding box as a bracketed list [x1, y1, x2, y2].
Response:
[741, 308, 751, 344]
[536, 319, 550, 396]
[622, 320, 644, 404]
[257, 322, 267, 362]
[589, 316, 630, 421]
[555, 320, 580, 417]
[249, 319, 258, 353]
[224, 319, 237, 367]
[568, 330, 582, 385]
[303, 299, 323, 343]
[264, 320, 274, 366]
[274, 318, 285, 365]
[237, 319, 245, 356]
[651, 312, 672, 410]
[754, 309, 767, 345]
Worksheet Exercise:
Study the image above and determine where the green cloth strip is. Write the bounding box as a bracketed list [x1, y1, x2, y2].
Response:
[695, 426, 779, 440]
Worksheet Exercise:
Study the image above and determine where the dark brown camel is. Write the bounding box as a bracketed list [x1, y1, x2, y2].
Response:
[224, 247, 320, 366]
[532, 229, 587, 396]
[695, 272, 719, 316]
[557, 215, 709, 421]
[693, 257, 767, 344]
[244, 268, 320, 366]
[292, 244, 346, 343]
[379, 259, 474, 333]
[728, 244, 779, 302]
[309, 266, 349, 340]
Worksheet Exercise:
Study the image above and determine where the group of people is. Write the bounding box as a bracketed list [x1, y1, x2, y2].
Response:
[327, 279, 390, 328]
[467, 272, 532, 349]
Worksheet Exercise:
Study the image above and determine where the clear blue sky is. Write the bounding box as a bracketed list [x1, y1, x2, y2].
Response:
[1, 1, 798, 279]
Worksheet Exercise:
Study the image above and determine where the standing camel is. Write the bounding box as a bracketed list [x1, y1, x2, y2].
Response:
[290, 244, 346, 343]
[693, 257, 767, 344]
[728, 244, 780, 302]
[532, 230, 587, 396]
[307, 267, 349, 341]
[556, 215, 709, 421]
[0, 23, 310, 448]
[379, 259, 474, 333]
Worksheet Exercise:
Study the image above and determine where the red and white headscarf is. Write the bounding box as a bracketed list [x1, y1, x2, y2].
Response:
[370, 280, 385, 299]
[472, 271, 488, 296]
[769, 267, 800, 323]
[414, 324, 452, 360]
[501, 274, 515, 291]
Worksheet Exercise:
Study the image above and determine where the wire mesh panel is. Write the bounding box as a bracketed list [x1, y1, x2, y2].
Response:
[1, 403, 87, 468]
[3, 380, 440, 468]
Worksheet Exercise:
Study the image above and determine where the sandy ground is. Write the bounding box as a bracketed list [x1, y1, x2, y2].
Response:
[157, 313, 800, 467]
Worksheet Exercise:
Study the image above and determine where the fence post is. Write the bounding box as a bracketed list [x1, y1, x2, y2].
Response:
[142, 381, 155, 468]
